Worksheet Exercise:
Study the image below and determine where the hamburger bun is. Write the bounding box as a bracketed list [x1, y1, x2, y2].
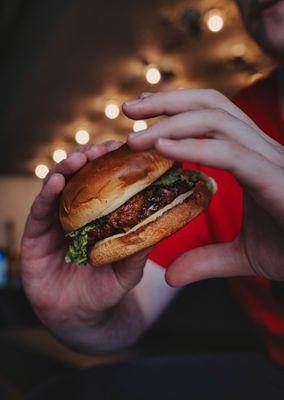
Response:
[60, 144, 174, 232]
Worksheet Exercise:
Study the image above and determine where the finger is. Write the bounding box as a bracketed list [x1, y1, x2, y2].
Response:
[112, 248, 152, 292]
[165, 240, 252, 287]
[123, 89, 257, 129]
[44, 152, 87, 184]
[83, 141, 123, 161]
[128, 109, 243, 148]
[128, 109, 280, 163]
[155, 137, 282, 191]
[25, 173, 65, 238]
[44, 142, 121, 184]
[140, 92, 153, 99]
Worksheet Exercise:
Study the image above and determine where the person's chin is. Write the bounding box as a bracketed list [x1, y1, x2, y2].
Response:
[261, 27, 284, 59]
[251, 19, 284, 59]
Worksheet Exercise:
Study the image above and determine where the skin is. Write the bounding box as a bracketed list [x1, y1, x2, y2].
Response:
[20, 0, 284, 354]
[236, 0, 284, 62]
[124, 89, 284, 286]
[21, 141, 177, 354]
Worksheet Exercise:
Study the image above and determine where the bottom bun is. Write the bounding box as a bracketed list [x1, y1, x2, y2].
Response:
[89, 181, 212, 266]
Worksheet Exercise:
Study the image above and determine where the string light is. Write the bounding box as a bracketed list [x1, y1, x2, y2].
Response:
[35, 164, 49, 179]
[133, 120, 148, 132]
[75, 129, 90, 144]
[53, 149, 67, 163]
[105, 102, 120, 119]
[146, 66, 161, 85]
[205, 10, 224, 32]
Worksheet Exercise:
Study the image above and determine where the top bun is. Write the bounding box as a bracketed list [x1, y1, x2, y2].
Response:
[59, 144, 174, 232]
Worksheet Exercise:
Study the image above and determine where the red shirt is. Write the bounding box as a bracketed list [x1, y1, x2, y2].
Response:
[149, 71, 284, 364]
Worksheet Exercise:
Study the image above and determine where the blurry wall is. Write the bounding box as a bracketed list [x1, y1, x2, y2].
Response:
[0, 177, 41, 250]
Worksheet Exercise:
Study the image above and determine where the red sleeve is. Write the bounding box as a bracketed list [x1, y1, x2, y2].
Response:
[149, 163, 243, 268]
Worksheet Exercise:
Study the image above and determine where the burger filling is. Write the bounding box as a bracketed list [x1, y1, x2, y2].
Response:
[65, 167, 200, 265]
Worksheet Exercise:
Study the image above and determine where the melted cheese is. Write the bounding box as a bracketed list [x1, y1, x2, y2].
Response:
[96, 188, 195, 246]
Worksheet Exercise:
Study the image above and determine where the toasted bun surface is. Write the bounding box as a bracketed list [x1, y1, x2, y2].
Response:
[89, 180, 212, 266]
[60, 144, 174, 232]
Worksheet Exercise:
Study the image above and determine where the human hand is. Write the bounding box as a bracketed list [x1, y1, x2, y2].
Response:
[124, 89, 284, 285]
[21, 141, 150, 352]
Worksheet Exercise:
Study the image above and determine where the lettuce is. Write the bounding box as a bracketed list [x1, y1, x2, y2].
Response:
[65, 220, 99, 266]
[153, 167, 198, 188]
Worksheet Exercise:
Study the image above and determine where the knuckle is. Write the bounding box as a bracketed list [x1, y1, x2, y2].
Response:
[271, 143, 284, 167]
[225, 141, 243, 164]
[207, 89, 224, 102]
[211, 107, 229, 118]
[207, 108, 230, 127]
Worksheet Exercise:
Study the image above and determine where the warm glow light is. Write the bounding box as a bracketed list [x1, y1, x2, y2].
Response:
[206, 11, 224, 32]
[53, 149, 67, 163]
[35, 164, 49, 179]
[146, 67, 161, 85]
[133, 120, 148, 132]
[75, 129, 90, 144]
[105, 102, 120, 119]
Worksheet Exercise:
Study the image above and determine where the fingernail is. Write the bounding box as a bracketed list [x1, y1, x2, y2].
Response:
[104, 140, 116, 148]
[104, 140, 122, 151]
[128, 131, 144, 139]
[68, 152, 79, 160]
[140, 92, 153, 99]
[124, 98, 141, 107]
[81, 144, 93, 152]
[157, 138, 174, 146]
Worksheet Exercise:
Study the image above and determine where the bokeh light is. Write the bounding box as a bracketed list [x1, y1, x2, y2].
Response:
[75, 129, 90, 144]
[206, 10, 224, 32]
[35, 164, 49, 179]
[53, 149, 67, 163]
[133, 120, 148, 132]
[146, 67, 161, 84]
[105, 102, 120, 119]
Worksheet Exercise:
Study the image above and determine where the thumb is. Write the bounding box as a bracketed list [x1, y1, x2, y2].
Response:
[165, 239, 251, 287]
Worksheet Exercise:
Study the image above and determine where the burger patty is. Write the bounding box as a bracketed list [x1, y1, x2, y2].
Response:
[89, 179, 193, 244]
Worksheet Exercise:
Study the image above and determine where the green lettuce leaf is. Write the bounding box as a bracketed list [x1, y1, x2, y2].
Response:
[65, 220, 99, 266]
[153, 167, 198, 188]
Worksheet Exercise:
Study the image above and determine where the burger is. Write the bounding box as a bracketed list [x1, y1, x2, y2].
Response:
[60, 144, 217, 267]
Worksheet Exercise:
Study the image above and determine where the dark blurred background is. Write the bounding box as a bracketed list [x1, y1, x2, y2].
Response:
[0, 0, 272, 398]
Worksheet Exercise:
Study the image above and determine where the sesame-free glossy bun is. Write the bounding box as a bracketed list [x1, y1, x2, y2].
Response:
[59, 144, 174, 232]
[89, 180, 212, 266]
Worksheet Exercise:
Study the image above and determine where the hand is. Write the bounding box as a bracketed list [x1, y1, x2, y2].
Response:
[124, 89, 284, 286]
[21, 141, 150, 352]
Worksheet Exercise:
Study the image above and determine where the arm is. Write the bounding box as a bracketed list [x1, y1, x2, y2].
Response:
[21, 142, 178, 355]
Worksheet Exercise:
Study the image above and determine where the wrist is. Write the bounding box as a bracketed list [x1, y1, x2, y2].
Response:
[38, 292, 145, 355]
